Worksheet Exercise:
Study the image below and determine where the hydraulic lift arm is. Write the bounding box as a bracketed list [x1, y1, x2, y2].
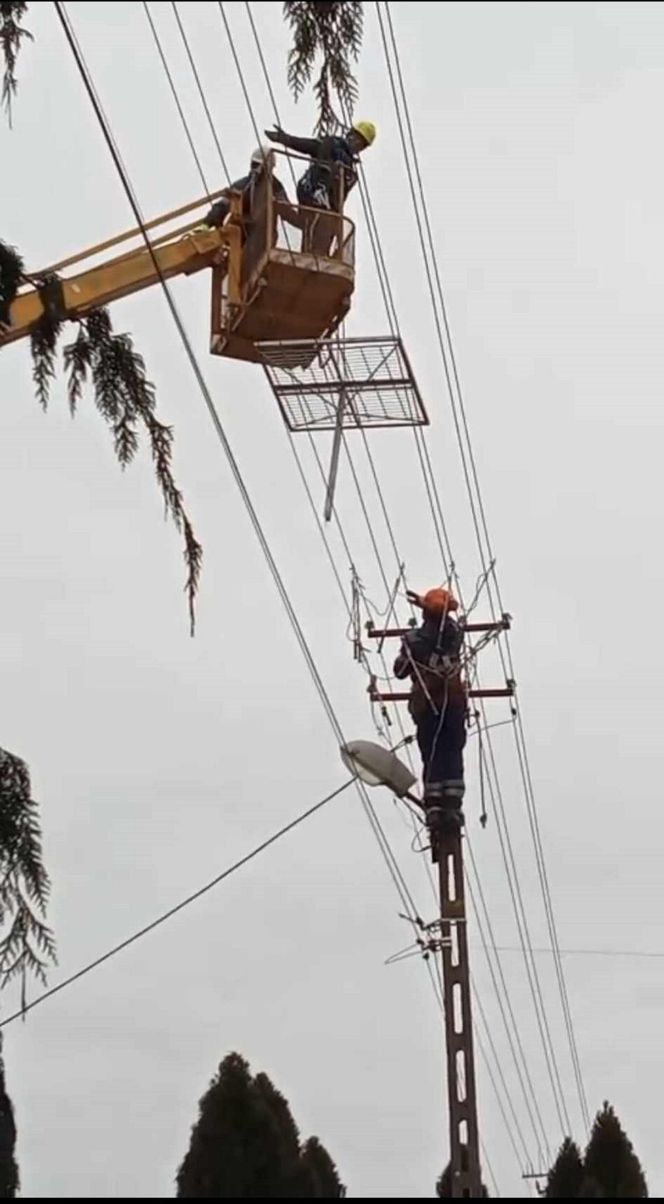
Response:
[0, 191, 242, 347]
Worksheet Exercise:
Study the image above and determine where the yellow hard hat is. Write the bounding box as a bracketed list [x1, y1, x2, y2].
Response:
[352, 120, 377, 147]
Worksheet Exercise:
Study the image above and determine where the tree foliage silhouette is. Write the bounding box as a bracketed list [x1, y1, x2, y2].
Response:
[583, 1102, 647, 1198]
[284, 1, 364, 132]
[298, 1136, 345, 1197]
[545, 1105, 647, 1198]
[545, 1137, 585, 1198]
[0, 1035, 18, 1198]
[0, 237, 202, 633]
[0, 1, 31, 125]
[176, 1052, 345, 1198]
[62, 308, 202, 633]
[0, 749, 56, 1008]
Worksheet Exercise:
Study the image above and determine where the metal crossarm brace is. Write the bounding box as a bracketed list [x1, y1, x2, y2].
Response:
[366, 615, 512, 640]
[368, 683, 516, 704]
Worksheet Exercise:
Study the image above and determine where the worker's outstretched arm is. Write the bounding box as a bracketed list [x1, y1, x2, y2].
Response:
[265, 125, 320, 157]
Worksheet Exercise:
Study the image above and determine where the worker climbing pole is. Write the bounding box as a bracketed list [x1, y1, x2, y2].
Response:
[348, 589, 514, 1197]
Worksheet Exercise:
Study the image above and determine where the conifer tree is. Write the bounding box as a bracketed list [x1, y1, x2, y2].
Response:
[298, 1135, 346, 1197]
[583, 1102, 647, 1198]
[0, 1036, 18, 1199]
[176, 1053, 345, 1199]
[545, 1137, 585, 1198]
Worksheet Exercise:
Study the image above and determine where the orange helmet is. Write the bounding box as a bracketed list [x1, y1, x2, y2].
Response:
[422, 587, 459, 615]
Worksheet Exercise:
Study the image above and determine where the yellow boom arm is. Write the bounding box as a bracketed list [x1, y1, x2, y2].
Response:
[0, 191, 242, 346]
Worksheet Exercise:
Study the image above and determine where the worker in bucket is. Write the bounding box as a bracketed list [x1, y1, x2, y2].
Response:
[197, 145, 298, 235]
[263, 120, 376, 254]
[393, 587, 467, 832]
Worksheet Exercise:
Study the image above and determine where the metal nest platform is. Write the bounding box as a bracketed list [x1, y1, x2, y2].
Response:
[258, 336, 429, 433]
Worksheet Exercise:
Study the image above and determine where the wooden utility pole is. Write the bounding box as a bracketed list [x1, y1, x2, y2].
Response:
[436, 825, 482, 1198]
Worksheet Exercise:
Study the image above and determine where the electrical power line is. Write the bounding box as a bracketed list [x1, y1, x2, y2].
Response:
[54, 0, 427, 941]
[466, 844, 551, 1164]
[381, 1, 590, 1132]
[179, 11, 515, 1185]
[377, 0, 590, 1136]
[171, 0, 231, 183]
[492, 945, 664, 961]
[238, 5, 560, 1175]
[142, 1, 212, 195]
[0, 777, 355, 1029]
[55, 4, 566, 1189]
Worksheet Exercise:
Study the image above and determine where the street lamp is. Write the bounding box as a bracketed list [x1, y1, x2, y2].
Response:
[339, 739, 418, 800]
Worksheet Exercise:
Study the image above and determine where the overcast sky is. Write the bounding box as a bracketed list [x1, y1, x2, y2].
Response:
[1, 0, 663, 1197]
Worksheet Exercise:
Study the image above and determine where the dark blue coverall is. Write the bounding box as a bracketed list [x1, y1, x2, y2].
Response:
[393, 615, 467, 812]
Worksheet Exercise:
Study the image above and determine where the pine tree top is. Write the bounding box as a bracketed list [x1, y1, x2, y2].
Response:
[584, 1102, 648, 1198]
[176, 1052, 345, 1198]
[546, 1137, 585, 1198]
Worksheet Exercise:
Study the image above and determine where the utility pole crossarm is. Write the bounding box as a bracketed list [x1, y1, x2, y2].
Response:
[368, 684, 515, 703]
[365, 616, 512, 640]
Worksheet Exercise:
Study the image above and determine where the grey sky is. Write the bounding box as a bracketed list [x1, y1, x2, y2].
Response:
[1, 0, 662, 1197]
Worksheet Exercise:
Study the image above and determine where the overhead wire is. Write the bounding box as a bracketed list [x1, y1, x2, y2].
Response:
[478, 701, 573, 1135]
[171, 0, 231, 183]
[58, 4, 551, 1186]
[141, 6, 352, 625]
[397, 742, 536, 1181]
[222, 0, 402, 612]
[222, 4, 419, 766]
[492, 945, 664, 961]
[466, 840, 551, 1163]
[230, 6, 439, 757]
[142, 1, 212, 196]
[471, 708, 572, 1137]
[471, 974, 533, 1173]
[380, 0, 590, 1131]
[175, 5, 546, 1187]
[376, 0, 589, 1136]
[246, 0, 459, 584]
[55, 0, 423, 938]
[423, 893, 531, 1183]
[0, 776, 356, 1029]
[261, 4, 571, 1170]
[411, 885, 529, 1183]
[338, 19, 571, 1156]
[238, 4, 558, 1171]
[222, 12, 524, 1182]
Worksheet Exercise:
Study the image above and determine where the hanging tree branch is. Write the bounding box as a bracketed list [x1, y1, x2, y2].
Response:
[3, 235, 203, 632]
[284, 1, 363, 133]
[0, 2, 32, 126]
[62, 308, 203, 634]
[0, 749, 56, 1010]
[0, 241, 23, 328]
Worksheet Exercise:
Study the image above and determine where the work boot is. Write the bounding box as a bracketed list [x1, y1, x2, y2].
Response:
[425, 804, 444, 834]
[440, 780, 465, 832]
[439, 801, 465, 833]
[424, 783, 445, 835]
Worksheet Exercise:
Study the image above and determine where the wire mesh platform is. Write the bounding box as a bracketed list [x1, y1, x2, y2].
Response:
[258, 336, 429, 433]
